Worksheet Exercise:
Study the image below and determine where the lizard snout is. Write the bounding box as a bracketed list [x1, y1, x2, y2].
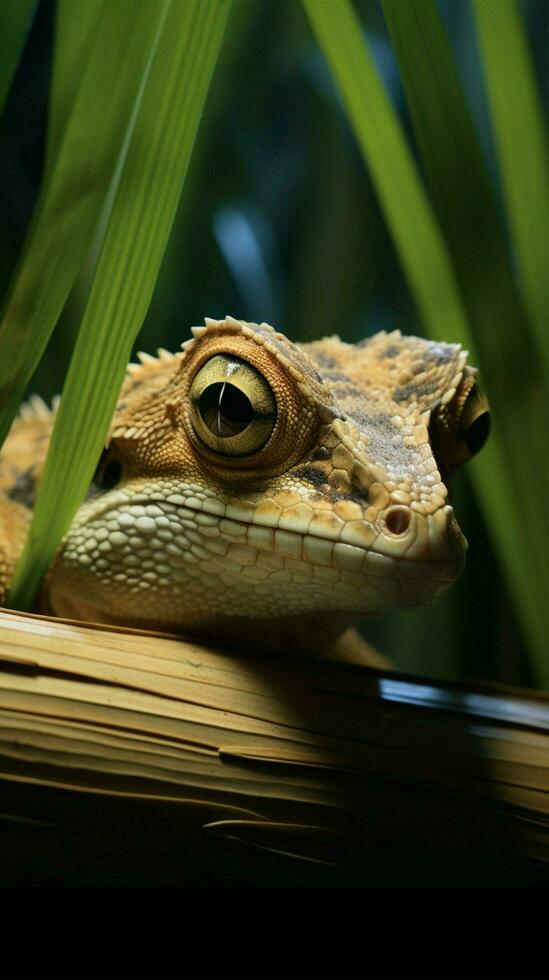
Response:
[375, 504, 467, 563]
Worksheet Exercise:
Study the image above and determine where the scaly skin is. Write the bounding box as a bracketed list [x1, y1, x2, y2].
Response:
[0, 317, 490, 661]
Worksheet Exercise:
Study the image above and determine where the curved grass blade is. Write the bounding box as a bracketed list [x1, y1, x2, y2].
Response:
[9, 0, 231, 610]
[44, 0, 104, 184]
[0, 0, 170, 451]
[302, 0, 470, 349]
[473, 0, 549, 378]
[304, 0, 548, 682]
[0, 0, 37, 121]
[380, 1, 538, 392]
[380, 0, 549, 684]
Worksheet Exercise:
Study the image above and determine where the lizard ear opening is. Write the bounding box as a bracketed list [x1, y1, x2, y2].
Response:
[92, 450, 124, 492]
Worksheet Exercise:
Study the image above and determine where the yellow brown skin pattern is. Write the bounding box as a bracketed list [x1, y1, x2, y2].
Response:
[0, 317, 490, 663]
[0, 397, 54, 599]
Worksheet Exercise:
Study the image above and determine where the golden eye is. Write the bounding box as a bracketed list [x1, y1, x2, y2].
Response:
[189, 354, 277, 456]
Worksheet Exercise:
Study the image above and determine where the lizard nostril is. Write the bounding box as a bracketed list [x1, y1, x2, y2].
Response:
[385, 507, 410, 535]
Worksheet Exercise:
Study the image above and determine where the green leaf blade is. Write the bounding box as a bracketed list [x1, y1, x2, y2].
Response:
[303, 0, 471, 352]
[9, 0, 231, 610]
[44, 0, 104, 183]
[380, 0, 549, 683]
[0, 0, 170, 451]
[0, 0, 37, 122]
[474, 0, 549, 378]
[304, 0, 549, 683]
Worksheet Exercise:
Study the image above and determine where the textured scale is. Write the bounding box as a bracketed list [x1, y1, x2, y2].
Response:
[0, 317, 489, 662]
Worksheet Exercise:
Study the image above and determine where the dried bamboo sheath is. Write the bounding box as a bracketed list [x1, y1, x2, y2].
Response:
[0, 609, 548, 885]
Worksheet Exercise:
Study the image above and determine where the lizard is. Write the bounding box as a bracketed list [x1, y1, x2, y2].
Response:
[0, 315, 490, 663]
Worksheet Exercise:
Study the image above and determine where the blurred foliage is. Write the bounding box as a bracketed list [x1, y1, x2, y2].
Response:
[4, 0, 230, 607]
[0, 0, 547, 686]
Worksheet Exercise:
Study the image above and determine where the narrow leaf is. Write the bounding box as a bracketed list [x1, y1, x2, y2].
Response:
[304, 0, 549, 682]
[474, 0, 549, 377]
[380, 0, 549, 682]
[302, 0, 471, 349]
[10, 0, 231, 609]
[0, 0, 170, 451]
[0, 0, 37, 121]
[44, 0, 104, 183]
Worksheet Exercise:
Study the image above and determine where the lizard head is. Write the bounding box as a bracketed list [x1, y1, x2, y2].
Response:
[44, 317, 490, 650]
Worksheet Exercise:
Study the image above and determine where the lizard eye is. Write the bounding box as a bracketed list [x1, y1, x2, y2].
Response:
[464, 407, 490, 456]
[429, 380, 490, 480]
[457, 384, 490, 460]
[189, 354, 277, 457]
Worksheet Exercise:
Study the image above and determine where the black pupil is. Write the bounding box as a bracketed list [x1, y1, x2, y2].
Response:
[98, 458, 123, 490]
[466, 412, 490, 456]
[199, 382, 253, 437]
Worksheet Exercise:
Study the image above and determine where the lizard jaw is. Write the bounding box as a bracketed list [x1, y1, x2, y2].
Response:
[43, 486, 466, 633]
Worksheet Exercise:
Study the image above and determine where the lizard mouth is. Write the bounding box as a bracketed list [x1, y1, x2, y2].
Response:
[49, 488, 466, 612]
[54, 487, 467, 591]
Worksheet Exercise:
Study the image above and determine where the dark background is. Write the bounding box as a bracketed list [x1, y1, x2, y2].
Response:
[1, 0, 547, 686]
